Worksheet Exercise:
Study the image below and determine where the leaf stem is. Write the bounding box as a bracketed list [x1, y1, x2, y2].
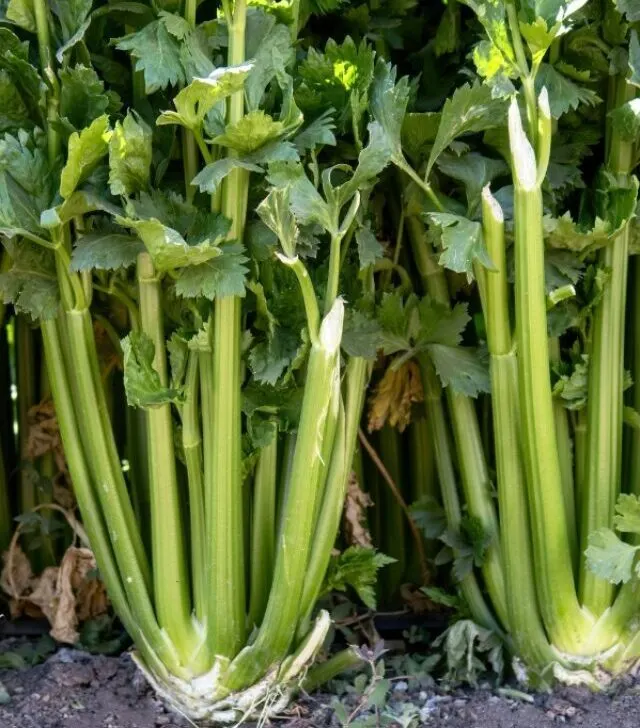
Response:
[204, 0, 249, 659]
[137, 252, 202, 667]
[579, 78, 636, 616]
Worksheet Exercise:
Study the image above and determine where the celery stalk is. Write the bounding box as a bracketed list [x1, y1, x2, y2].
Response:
[225, 300, 344, 690]
[204, 0, 248, 659]
[579, 78, 636, 615]
[482, 186, 557, 670]
[405, 212, 508, 627]
[248, 427, 278, 628]
[509, 97, 593, 651]
[421, 357, 503, 636]
[137, 252, 201, 664]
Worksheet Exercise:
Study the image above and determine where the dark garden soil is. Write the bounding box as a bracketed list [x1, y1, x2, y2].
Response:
[2, 639, 640, 728]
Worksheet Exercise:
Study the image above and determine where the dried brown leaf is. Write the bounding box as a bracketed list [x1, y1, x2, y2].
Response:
[26, 400, 67, 475]
[343, 473, 374, 548]
[367, 360, 424, 433]
[1, 541, 108, 644]
[400, 583, 437, 614]
[0, 545, 34, 617]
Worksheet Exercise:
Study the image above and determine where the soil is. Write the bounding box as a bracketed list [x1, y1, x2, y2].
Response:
[2, 639, 640, 728]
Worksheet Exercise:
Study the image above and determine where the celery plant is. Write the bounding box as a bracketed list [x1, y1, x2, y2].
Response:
[364, 0, 640, 681]
[0, 0, 394, 719]
[426, 0, 640, 678]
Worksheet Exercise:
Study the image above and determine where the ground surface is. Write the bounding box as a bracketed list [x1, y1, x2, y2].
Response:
[2, 641, 640, 727]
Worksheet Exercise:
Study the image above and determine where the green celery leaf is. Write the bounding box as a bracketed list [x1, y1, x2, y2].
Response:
[545, 214, 626, 253]
[70, 231, 144, 272]
[336, 120, 393, 202]
[0, 30, 46, 127]
[41, 188, 121, 229]
[520, 0, 588, 25]
[519, 18, 559, 67]
[426, 83, 506, 178]
[122, 331, 184, 408]
[615, 0, 640, 20]
[257, 186, 298, 257]
[157, 62, 253, 131]
[59, 65, 110, 132]
[401, 112, 441, 163]
[0, 239, 58, 319]
[355, 225, 384, 270]
[545, 249, 584, 290]
[428, 213, 495, 278]
[0, 130, 52, 234]
[267, 162, 333, 232]
[535, 64, 601, 118]
[416, 298, 470, 348]
[613, 494, 640, 534]
[175, 243, 248, 299]
[473, 45, 516, 100]
[248, 326, 305, 385]
[412, 496, 447, 540]
[245, 21, 293, 111]
[5, 0, 36, 31]
[435, 0, 462, 56]
[293, 110, 337, 152]
[167, 332, 188, 389]
[295, 36, 374, 133]
[459, 1, 511, 52]
[242, 380, 303, 433]
[191, 157, 263, 196]
[51, 0, 92, 60]
[436, 153, 508, 216]
[553, 354, 588, 410]
[585, 528, 640, 584]
[0, 69, 30, 133]
[377, 292, 418, 354]
[342, 309, 383, 359]
[369, 59, 411, 167]
[122, 214, 229, 271]
[116, 18, 185, 93]
[108, 112, 152, 197]
[433, 619, 503, 686]
[428, 344, 491, 397]
[60, 115, 110, 199]
[322, 546, 396, 609]
[545, 172, 638, 253]
[213, 110, 285, 155]
[609, 98, 640, 142]
[247, 279, 276, 338]
[50, 0, 91, 41]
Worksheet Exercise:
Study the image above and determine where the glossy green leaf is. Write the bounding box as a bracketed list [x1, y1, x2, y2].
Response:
[108, 112, 152, 197]
[70, 231, 144, 271]
[60, 115, 110, 199]
[122, 331, 184, 408]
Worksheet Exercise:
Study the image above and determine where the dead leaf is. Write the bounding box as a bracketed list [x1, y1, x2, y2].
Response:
[94, 320, 122, 380]
[401, 583, 438, 614]
[25, 399, 75, 508]
[0, 545, 34, 618]
[368, 360, 424, 433]
[343, 473, 374, 548]
[1, 543, 108, 644]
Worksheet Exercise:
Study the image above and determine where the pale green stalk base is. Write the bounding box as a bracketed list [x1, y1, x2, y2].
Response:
[133, 612, 332, 725]
[248, 429, 278, 628]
